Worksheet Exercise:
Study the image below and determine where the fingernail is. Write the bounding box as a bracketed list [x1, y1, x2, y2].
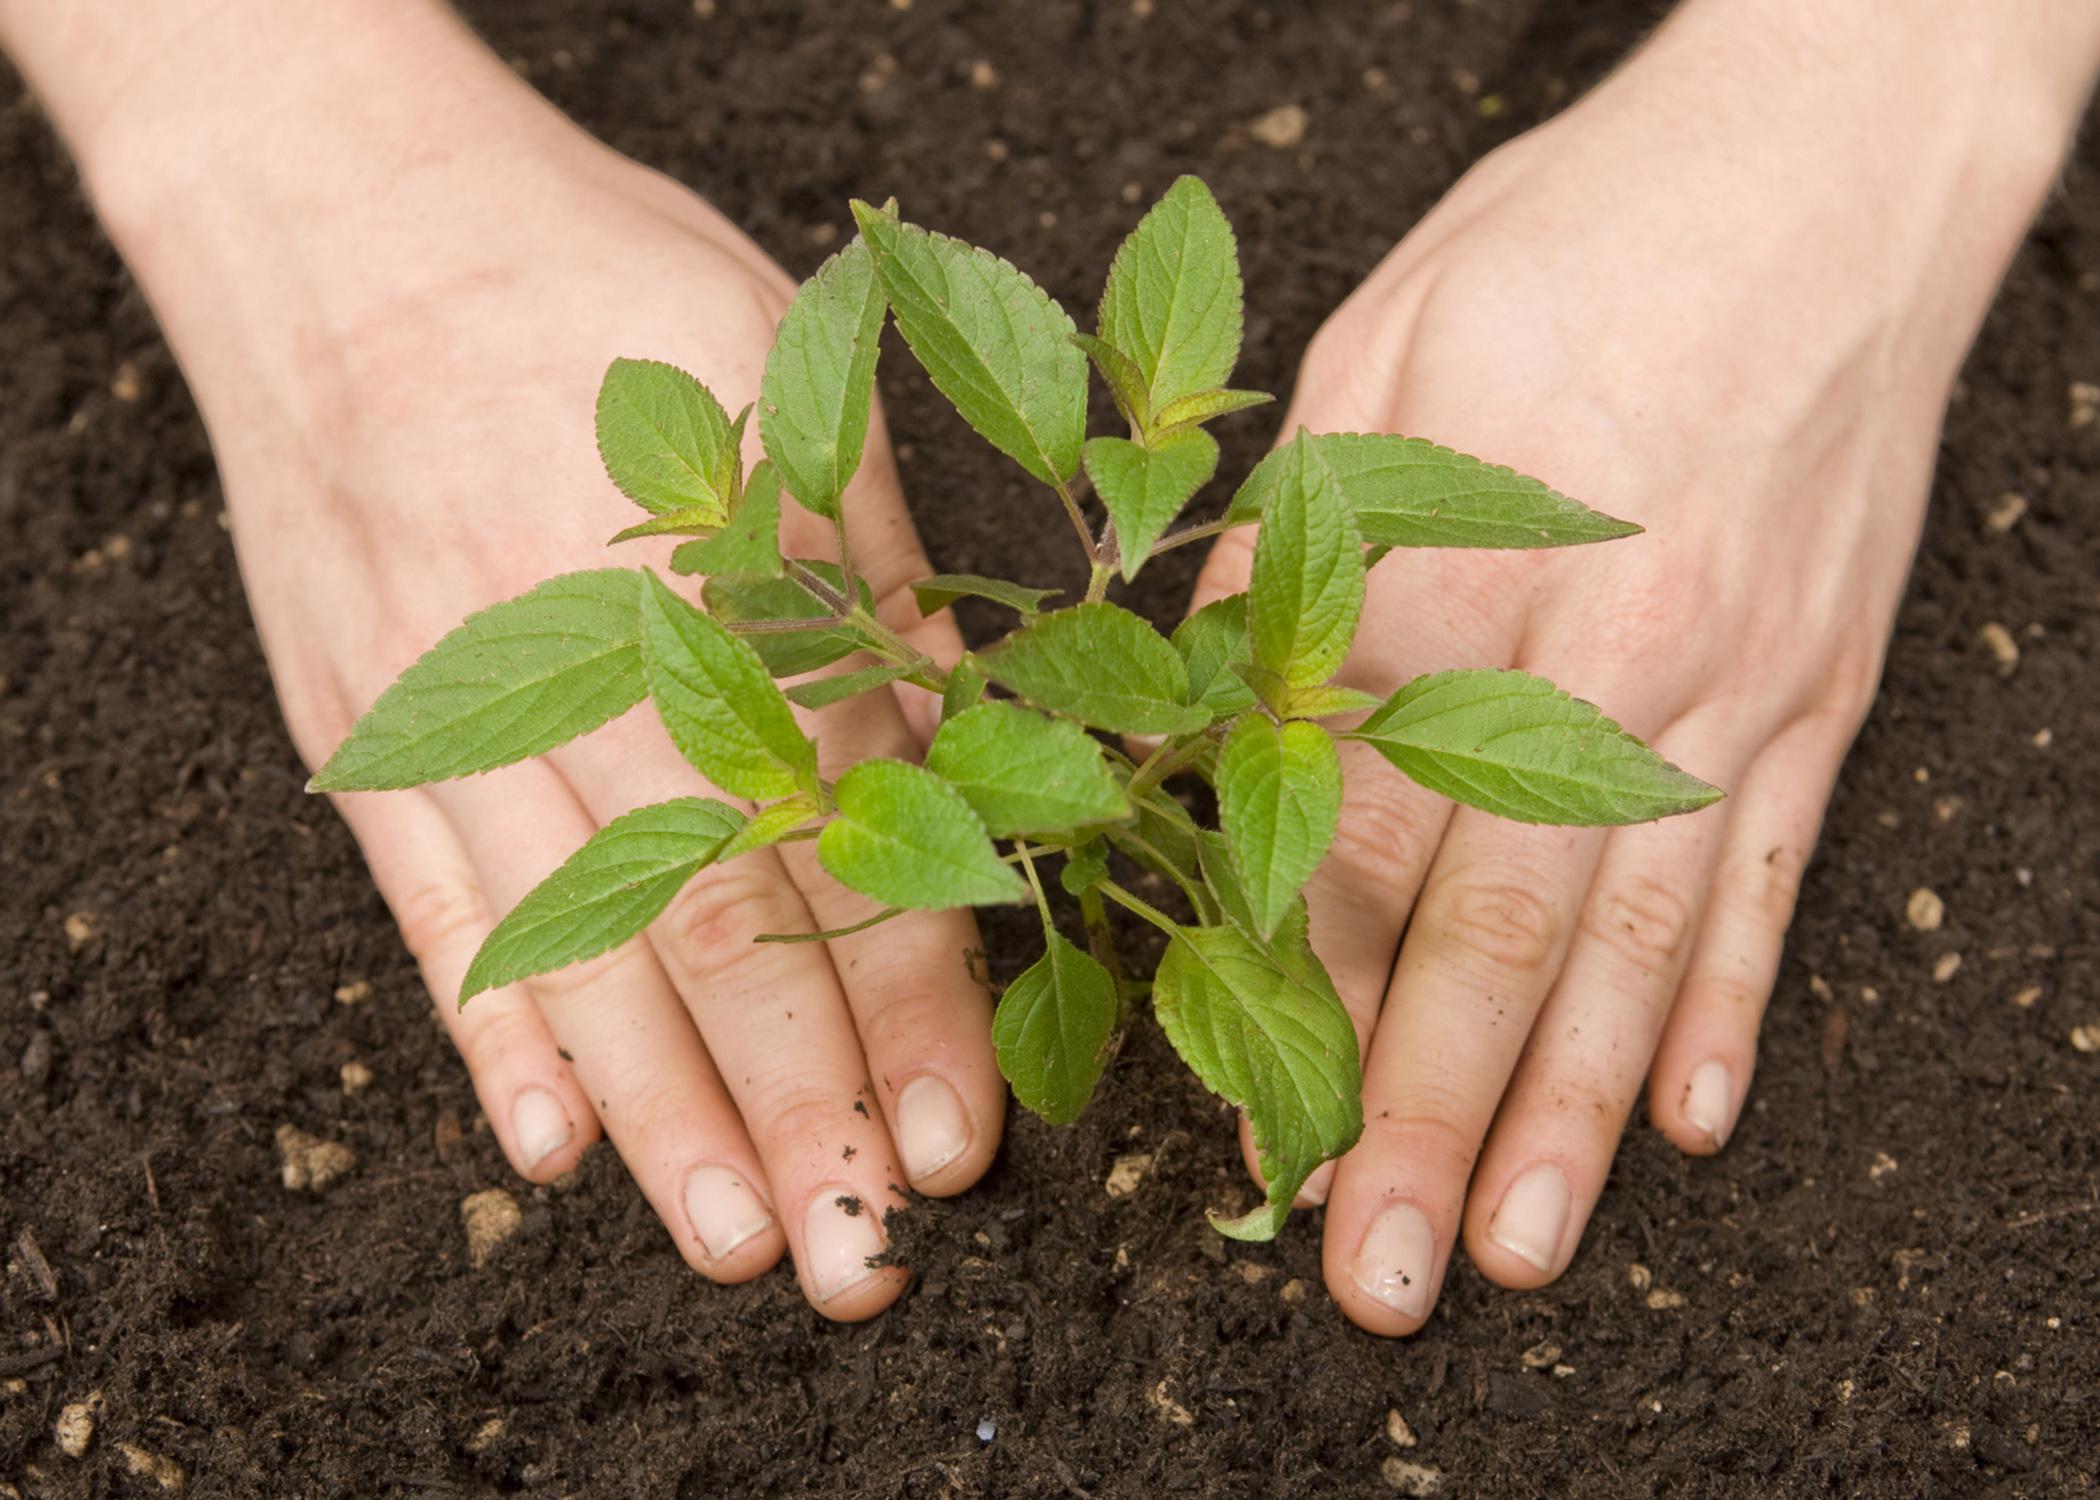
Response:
[511, 1087, 573, 1169]
[1488, 1163, 1570, 1273]
[1295, 1160, 1337, 1208]
[1683, 1059, 1737, 1148]
[682, 1164, 774, 1262]
[1351, 1201, 1436, 1319]
[895, 1074, 972, 1182]
[803, 1187, 887, 1303]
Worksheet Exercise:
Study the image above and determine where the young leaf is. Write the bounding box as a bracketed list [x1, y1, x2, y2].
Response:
[818, 759, 1025, 909]
[1098, 175, 1244, 416]
[1227, 433, 1640, 550]
[1059, 838, 1110, 897]
[609, 509, 722, 544]
[851, 199, 1086, 486]
[982, 602, 1209, 736]
[1070, 330, 1152, 432]
[1084, 428, 1220, 580]
[717, 791, 821, 861]
[1172, 594, 1258, 717]
[1284, 683, 1382, 721]
[1152, 386, 1273, 433]
[596, 358, 740, 520]
[1152, 923, 1363, 1240]
[785, 663, 915, 710]
[702, 564, 872, 677]
[1248, 429, 1364, 696]
[761, 237, 885, 520]
[1216, 718, 1342, 940]
[909, 574, 1063, 617]
[311, 569, 646, 793]
[941, 652, 989, 721]
[671, 461, 784, 578]
[926, 701, 1131, 836]
[460, 797, 746, 1001]
[639, 570, 818, 800]
[994, 931, 1119, 1124]
[1351, 668, 1725, 825]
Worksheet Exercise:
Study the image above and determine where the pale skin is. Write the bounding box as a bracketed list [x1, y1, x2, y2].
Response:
[5, 0, 2094, 1331]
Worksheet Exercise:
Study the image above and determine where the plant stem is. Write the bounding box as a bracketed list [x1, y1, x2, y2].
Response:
[1051, 476, 1100, 566]
[1148, 515, 1244, 556]
[1015, 842, 1055, 940]
[1085, 562, 1112, 603]
[1096, 878, 1179, 937]
[1125, 728, 1219, 799]
[783, 555, 950, 693]
[784, 558, 852, 616]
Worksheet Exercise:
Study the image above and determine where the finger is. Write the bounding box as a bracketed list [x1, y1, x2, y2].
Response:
[550, 716, 917, 1319]
[329, 783, 600, 1182]
[1649, 712, 1849, 1155]
[1461, 716, 1751, 1287]
[1321, 813, 1606, 1335]
[428, 764, 792, 1285]
[769, 670, 1006, 1198]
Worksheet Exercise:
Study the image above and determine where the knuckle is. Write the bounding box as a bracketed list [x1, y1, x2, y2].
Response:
[750, 1080, 859, 1160]
[657, 859, 798, 978]
[1728, 840, 1807, 932]
[394, 878, 492, 968]
[521, 942, 639, 1005]
[1423, 871, 1560, 979]
[1357, 1107, 1480, 1184]
[1682, 968, 1768, 1020]
[1323, 776, 1433, 899]
[1581, 874, 1696, 974]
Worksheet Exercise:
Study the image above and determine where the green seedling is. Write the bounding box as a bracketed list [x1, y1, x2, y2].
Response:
[312, 177, 1721, 1240]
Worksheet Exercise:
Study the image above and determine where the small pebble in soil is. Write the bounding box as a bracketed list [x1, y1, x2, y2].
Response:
[968, 59, 998, 90]
[112, 362, 142, 403]
[975, 1418, 997, 1443]
[1932, 952, 1963, 983]
[1979, 622, 2019, 676]
[2068, 381, 2099, 428]
[1520, 1341, 1561, 1369]
[466, 1417, 506, 1454]
[1248, 104, 1307, 148]
[461, 1188, 523, 1267]
[2012, 986, 2042, 1009]
[1626, 1262, 1652, 1292]
[1279, 1278, 1308, 1305]
[2069, 1024, 2100, 1054]
[1235, 1262, 1267, 1284]
[64, 911, 95, 950]
[2033, 727, 2053, 748]
[1148, 1379, 1195, 1427]
[56, 1393, 100, 1457]
[333, 980, 372, 1004]
[1986, 492, 2028, 533]
[340, 1060, 374, 1096]
[1645, 1289, 1686, 1311]
[1382, 1456, 1443, 1496]
[1104, 1152, 1152, 1198]
[276, 1124, 355, 1192]
[1906, 887, 1945, 932]
[118, 1443, 185, 1492]
[1869, 1151, 1900, 1181]
[20, 1029, 53, 1086]
[1385, 1409, 1417, 1448]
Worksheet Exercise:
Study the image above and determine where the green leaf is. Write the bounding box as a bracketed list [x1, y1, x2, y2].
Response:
[639, 570, 818, 799]
[1352, 668, 1725, 825]
[1112, 797, 1209, 915]
[701, 564, 873, 677]
[671, 461, 784, 578]
[609, 509, 723, 544]
[852, 199, 1086, 486]
[311, 570, 645, 793]
[818, 759, 1025, 909]
[1084, 429, 1220, 580]
[1059, 838, 1110, 897]
[1248, 428, 1364, 696]
[1153, 386, 1273, 432]
[1216, 718, 1341, 940]
[1284, 683, 1382, 720]
[909, 573, 1062, 617]
[993, 931, 1119, 1124]
[461, 797, 745, 1001]
[941, 652, 989, 721]
[761, 237, 885, 520]
[596, 358, 740, 520]
[785, 663, 915, 710]
[1098, 175, 1244, 416]
[1070, 330, 1152, 431]
[1172, 594, 1258, 717]
[1152, 923, 1363, 1240]
[717, 791, 821, 861]
[926, 701, 1130, 836]
[1227, 432, 1641, 550]
[982, 602, 1208, 736]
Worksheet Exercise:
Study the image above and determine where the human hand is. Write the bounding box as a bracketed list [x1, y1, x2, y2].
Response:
[1187, 0, 2099, 1333]
[58, 5, 998, 1319]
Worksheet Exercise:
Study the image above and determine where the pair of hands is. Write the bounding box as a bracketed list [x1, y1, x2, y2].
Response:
[115, 7, 2048, 1330]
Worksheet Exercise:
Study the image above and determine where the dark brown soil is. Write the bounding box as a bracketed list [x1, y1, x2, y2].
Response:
[5, 2, 2099, 1496]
